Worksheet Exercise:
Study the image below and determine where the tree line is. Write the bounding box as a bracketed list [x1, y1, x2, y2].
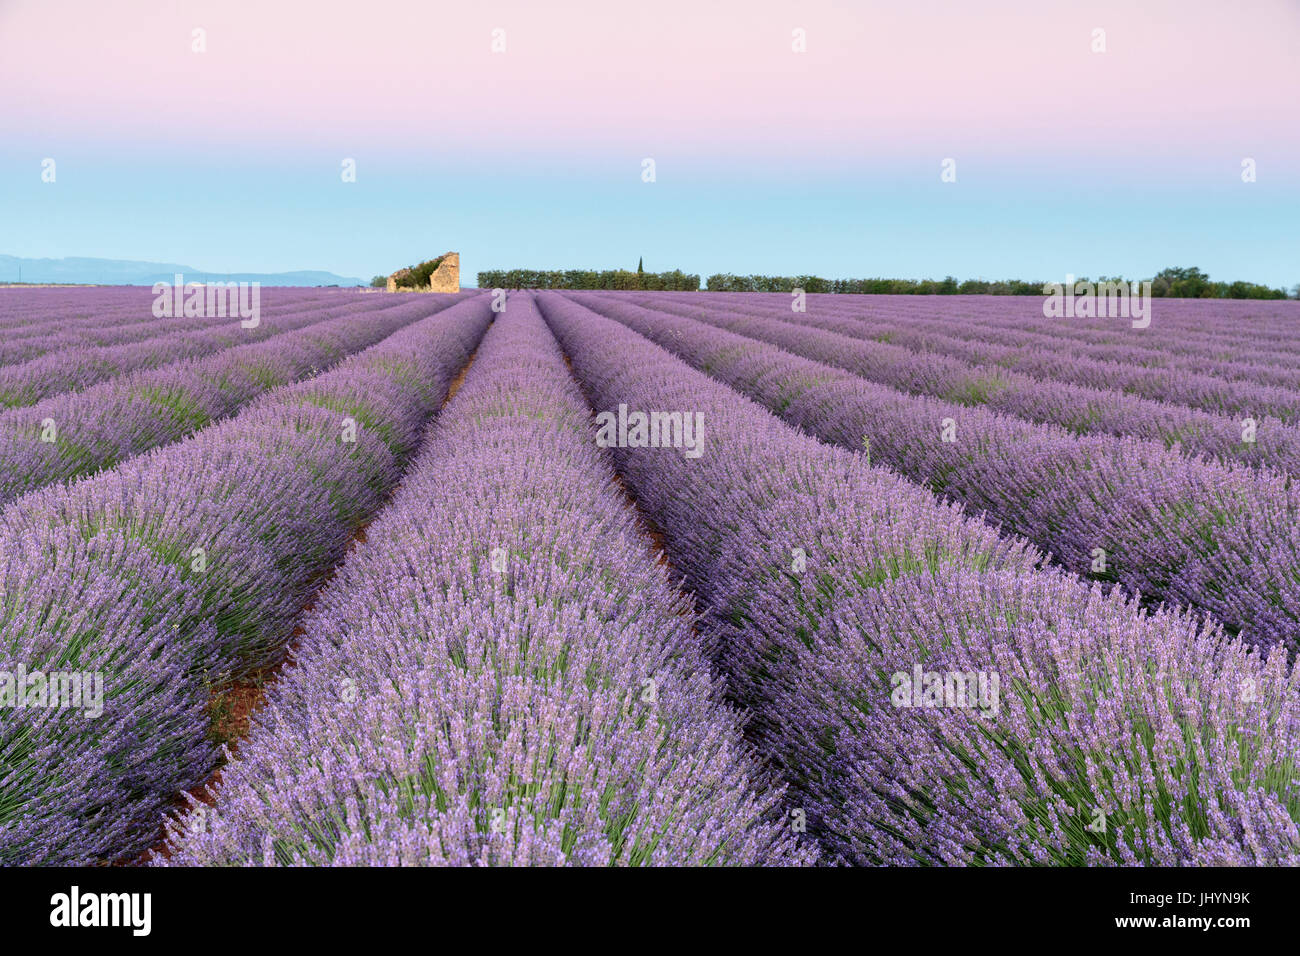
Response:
[704, 267, 1292, 299]
[466, 264, 1293, 298]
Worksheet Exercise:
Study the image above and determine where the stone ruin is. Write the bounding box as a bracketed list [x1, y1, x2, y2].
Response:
[387, 252, 459, 293]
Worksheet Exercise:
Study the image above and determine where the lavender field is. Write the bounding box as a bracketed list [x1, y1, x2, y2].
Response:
[1, 287, 1297, 867]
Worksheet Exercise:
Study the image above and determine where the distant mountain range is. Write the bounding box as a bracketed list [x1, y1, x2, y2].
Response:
[0, 255, 366, 287]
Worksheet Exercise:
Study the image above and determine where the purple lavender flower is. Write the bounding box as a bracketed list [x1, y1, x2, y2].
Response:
[535, 291, 1300, 866]
[562, 292, 1300, 651]
[0, 295, 493, 865]
[158, 293, 812, 867]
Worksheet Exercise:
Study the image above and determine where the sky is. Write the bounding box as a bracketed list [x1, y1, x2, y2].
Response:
[1, 0, 1298, 287]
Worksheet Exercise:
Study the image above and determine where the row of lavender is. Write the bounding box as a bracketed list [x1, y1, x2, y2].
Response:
[640, 292, 1300, 422]
[689, 293, 1300, 373]
[159, 295, 810, 866]
[0, 286, 324, 329]
[861, 300, 1300, 389]
[0, 293, 473, 505]
[0, 288, 342, 367]
[567, 293, 1300, 651]
[805, 298, 1300, 405]
[0, 287, 328, 343]
[0, 295, 493, 864]
[605, 292, 1300, 477]
[535, 292, 1299, 865]
[875, 295, 1300, 361]
[5, 285, 1295, 867]
[0, 292, 420, 409]
[0, 287, 176, 328]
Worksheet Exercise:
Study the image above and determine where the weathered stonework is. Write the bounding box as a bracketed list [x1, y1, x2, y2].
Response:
[429, 253, 459, 293]
[386, 252, 459, 293]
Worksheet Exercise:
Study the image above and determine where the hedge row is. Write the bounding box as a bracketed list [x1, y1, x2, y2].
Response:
[704, 269, 1291, 298]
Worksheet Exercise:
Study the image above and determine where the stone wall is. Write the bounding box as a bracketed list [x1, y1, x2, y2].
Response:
[429, 253, 459, 292]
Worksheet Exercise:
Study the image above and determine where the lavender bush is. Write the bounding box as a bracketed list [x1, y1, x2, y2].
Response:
[684, 291, 1300, 376]
[0, 295, 493, 864]
[607, 292, 1300, 476]
[0, 289, 337, 367]
[537, 292, 1299, 865]
[662, 292, 1300, 420]
[566, 293, 1300, 651]
[158, 294, 812, 867]
[0, 290, 411, 408]
[0, 292, 474, 504]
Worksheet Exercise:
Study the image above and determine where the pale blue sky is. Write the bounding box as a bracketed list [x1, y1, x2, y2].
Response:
[3, 149, 1296, 288]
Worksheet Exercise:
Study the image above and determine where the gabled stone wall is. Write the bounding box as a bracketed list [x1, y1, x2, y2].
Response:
[428, 253, 459, 292]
